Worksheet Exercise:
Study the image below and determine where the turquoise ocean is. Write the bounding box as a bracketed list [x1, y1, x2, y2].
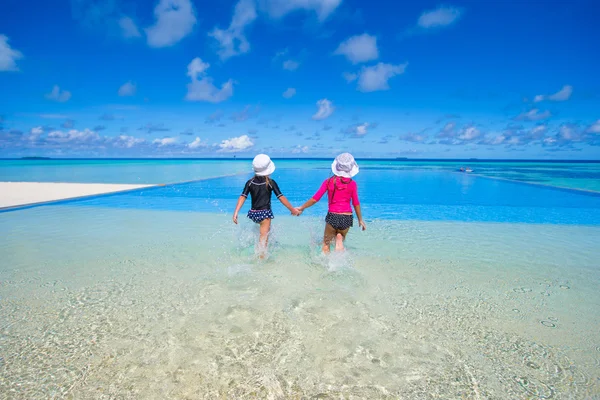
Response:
[1, 159, 599, 398]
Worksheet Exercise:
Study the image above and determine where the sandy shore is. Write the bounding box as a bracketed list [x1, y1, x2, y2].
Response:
[0, 182, 155, 209]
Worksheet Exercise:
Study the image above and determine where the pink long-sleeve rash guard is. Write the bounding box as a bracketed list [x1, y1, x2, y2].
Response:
[311, 177, 360, 213]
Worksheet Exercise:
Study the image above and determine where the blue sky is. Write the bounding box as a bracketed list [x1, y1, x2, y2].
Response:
[0, 0, 599, 158]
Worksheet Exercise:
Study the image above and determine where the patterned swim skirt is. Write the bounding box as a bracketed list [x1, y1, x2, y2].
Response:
[247, 209, 274, 223]
[325, 212, 353, 230]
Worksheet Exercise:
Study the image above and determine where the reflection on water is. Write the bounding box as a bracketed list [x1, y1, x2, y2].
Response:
[1, 208, 599, 398]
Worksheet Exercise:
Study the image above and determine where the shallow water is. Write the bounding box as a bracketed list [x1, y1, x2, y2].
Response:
[1, 159, 599, 192]
[1, 166, 599, 398]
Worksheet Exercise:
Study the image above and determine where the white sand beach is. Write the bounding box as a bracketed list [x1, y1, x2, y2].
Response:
[0, 182, 154, 209]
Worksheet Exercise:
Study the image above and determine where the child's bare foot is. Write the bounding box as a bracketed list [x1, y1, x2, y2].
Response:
[335, 233, 345, 252]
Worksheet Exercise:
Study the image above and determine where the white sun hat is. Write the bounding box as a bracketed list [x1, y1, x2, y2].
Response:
[331, 152, 359, 178]
[252, 154, 276, 176]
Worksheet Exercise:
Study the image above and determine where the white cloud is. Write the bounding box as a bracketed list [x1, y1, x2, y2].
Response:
[334, 33, 378, 64]
[118, 81, 137, 96]
[259, 0, 342, 21]
[282, 88, 296, 98]
[114, 135, 146, 148]
[152, 137, 178, 146]
[185, 57, 234, 103]
[515, 108, 552, 121]
[457, 126, 480, 141]
[343, 72, 357, 82]
[534, 85, 573, 102]
[530, 125, 547, 137]
[30, 127, 44, 140]
[356, 62, 408, 92]
[586, 120, 600, 134]
[418, 6, 462, 28]
[558, 124, 579, 141]
[292, 145, 309, 153]
[312, 98, 334, 120]
[0, 34, 23, 72]
[218, 134, 254, 152]
[187, 137, 205, 149]
[283, 59, 299, 70]
[209, 0, 257, 61]
[47, 129, 100, 143]
[353, 122, 369, 136]
[45, 85, 72, 102]
[145, 0, 197, 48]
[119, 16, 142, 38]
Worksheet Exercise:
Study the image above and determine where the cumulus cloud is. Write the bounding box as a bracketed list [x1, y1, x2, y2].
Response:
[185, 57, 234, 103]
[118, 81, 137, 96]
[218, 134, 254, 152]
[0, 34, 23, 71]
[542, 124, 583, 148]
[457, 126, 480, 141]
[209, 0, 257, 60]
[586, 120, 600, 134]
[119, 16, 141, 38]
[534, 85, 573, 102]
[515, 108, 552, 121]
[353, 62, 408, 92]
[145, 0, 197, 48]
[152, 137, 178, 146]
[259, 0, 342, 21]
[187, 137, 205, 149]
[45, 85, 72, 102]
[282, 88, 296, 98]
[114, 135, 146, 148]
[334, 33, 379, 64]
[282, 59, 300, 70]
[417, 6, 463, 29]
[312, 99, 334, 120]
[47, 128, 101, 144]
[344, 122, 373, 137]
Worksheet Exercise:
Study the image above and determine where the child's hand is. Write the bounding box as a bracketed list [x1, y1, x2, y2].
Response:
[291, 207, 301, 216]
[233, 213, 238, 224]
[295, 207, 303, 216]
[359, 219, 366, 231]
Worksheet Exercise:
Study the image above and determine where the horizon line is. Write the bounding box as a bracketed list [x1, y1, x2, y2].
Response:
[1, 157, 599, 162]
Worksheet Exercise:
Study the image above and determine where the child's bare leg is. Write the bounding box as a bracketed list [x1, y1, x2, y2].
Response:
[258, 218, 271, 258]
[334, 228, 350, 252]
[322, 223, 337, 254]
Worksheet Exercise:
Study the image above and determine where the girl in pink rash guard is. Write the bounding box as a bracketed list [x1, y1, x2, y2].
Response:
[297, 153, 366, 253]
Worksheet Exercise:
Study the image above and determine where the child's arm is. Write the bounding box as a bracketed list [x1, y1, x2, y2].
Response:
[233, 196, 246, 224]
[352, 182, 366, 230]
[279, 196, 300, 216]
[297, 198, 317, 212]
[354, 204, 366, 231]
[297, 179, 328, 214]
[270, 179, 300, 215]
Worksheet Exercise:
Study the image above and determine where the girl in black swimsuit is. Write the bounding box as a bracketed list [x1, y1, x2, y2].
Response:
[233, 154, 299, 257]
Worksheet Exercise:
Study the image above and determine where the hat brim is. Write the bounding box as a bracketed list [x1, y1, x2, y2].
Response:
[255, 161, 276, 176]
[331, 160, 359, 178]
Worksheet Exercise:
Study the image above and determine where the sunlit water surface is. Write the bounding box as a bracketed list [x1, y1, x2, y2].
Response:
[1, 166, 599, 399]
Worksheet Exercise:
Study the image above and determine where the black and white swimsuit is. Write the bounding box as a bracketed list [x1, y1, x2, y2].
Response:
[241, 176, 283, 223]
